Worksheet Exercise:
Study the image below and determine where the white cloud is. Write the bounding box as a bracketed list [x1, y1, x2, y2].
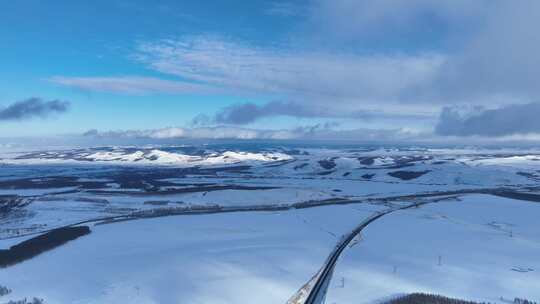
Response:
[308, 0, 488, 42]
[52, 36, 444, 123]
[309, 0, 540, 104]
[134, 37, 444, 104]
[435, 103, 540, 137]
[49, 1, 540, 138]
[85, 126, 299, 140]
[49, 76, 223, 95]
[264, 2, 302, 17]
[83, 125, 426, 142]
[435, 1, 540, 101]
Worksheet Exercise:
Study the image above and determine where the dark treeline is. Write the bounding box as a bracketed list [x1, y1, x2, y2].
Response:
[387, 170, 431, 180]
[384, 293, 538, 304]
[384, 293, 483, 304]
[0, 226, 90, 268]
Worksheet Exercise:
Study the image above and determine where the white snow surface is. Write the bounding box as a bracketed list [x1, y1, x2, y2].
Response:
[0, 204, 382, 303]
[327, 194, 540, 304]
[1, 145, 540, 303]
[1, 195, 539, 303]
[2, 148, 292, 166]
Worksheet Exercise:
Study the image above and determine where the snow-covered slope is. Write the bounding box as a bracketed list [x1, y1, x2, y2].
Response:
[3, 147, 292, 166]
[1, 144, 539, 303]
[326, 194, 540, 303]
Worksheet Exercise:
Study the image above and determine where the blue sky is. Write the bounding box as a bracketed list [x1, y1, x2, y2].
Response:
[0, 0, 300, 135]
[2, 1, 540, 141]
[0, 1, 298, 72]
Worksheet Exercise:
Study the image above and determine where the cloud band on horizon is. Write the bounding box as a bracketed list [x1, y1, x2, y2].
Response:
[436, 102, 540, 137]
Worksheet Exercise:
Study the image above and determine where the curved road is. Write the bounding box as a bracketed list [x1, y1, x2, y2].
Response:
[289, 201, 427, 304]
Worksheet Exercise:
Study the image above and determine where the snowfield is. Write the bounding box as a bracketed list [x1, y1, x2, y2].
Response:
[0, 204, 383, 303]
[326, 194, 540, 304]
[1, 144, 540, 303]
[2, 147, 292, 166]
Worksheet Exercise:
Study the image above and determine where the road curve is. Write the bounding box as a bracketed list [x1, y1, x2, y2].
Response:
[288, 201, 427, 304]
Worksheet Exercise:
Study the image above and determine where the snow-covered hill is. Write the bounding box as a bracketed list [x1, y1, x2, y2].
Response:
[1, 144, 539, 303]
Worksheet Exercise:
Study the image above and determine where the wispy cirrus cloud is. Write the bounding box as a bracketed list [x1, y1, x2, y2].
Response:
[0, 98, 70, 121]
[50, 1, 540, 106]
[49, 1, 540, 138]
[52, 36, 443, 124]
[264, 2, 304, 17]
[129, 36, 444, 124]
[53, 37, 443, 102]
[134, 37, 443, 102]
[50, 76, 223, 95]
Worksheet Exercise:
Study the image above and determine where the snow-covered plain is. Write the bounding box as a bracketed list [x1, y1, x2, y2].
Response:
[1, 144, 540, 303]
[326, 194, 540, 303]
[0, 204, 383, 303]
